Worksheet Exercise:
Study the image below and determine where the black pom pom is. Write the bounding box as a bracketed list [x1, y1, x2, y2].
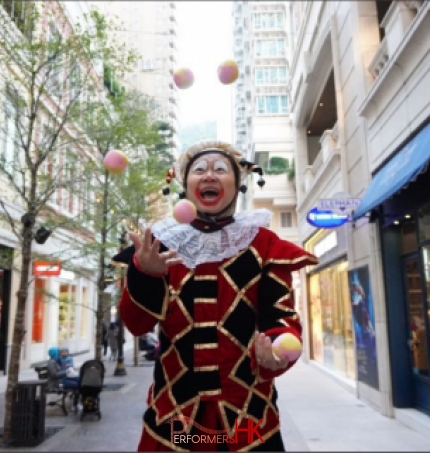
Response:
[162, 187, 170, 195]
[239, 184, 247, 193]
[257, 177, 265, 188]
[178, 192, 186, 199]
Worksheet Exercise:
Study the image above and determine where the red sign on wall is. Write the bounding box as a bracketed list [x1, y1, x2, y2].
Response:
[33, 261, 62, 276]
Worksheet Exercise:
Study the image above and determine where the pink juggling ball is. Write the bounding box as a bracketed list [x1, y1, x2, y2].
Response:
[173, 199, 197, 224]
[272, 333, 302, 362]
[103, 150, 128, 174]
[217, 60, 239, 85]
[173, 68, 194, 89]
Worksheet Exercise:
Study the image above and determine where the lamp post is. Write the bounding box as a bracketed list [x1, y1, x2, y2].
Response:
[113, 229, 127, 376]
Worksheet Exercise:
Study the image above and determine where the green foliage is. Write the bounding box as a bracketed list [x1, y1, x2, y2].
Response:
[265, 156, 289, 175]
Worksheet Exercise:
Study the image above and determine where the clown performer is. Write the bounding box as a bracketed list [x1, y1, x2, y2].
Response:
[113, 140, 318, 452]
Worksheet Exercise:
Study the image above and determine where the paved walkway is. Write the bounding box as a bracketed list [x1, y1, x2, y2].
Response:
[0, 349, 429, 451]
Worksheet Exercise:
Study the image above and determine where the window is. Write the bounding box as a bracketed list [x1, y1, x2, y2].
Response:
[255, 95, 288, 114]
[280, 212, 292, 228]
[46, 22, 63, 97]
[255, 151, 269, 169]
[254, 39, 286, 58]
[1, 87, 21, 176]
[254, 66, 287, 85]
[253, 12, 284, 30]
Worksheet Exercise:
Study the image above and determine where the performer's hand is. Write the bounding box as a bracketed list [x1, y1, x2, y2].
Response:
[128, 228, 183, 275]
[255, 331, 289, 371]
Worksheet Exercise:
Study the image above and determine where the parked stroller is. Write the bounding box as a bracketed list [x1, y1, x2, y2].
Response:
[78, 359, 105, 421]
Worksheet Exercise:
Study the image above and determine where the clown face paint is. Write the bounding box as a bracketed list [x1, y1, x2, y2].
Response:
[186, 154, 237, 215]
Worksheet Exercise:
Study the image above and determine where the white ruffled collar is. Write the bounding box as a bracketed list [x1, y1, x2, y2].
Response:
[151, 209, 272, 269]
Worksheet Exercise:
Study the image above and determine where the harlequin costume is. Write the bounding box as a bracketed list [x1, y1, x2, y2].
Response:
[114, 141, 318, 452]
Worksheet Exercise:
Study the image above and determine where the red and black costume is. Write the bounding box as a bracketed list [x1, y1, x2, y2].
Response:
[117, 210, 318, 451]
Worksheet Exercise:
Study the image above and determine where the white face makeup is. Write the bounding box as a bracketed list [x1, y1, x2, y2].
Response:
[186, 154, 237, 215]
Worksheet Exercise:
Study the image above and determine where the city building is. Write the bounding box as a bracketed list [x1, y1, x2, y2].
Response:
[231, 1, 298, 249]
[289, 0, 430, 434]
[0, 1, 102, 370]
[93, 1, 180, 156]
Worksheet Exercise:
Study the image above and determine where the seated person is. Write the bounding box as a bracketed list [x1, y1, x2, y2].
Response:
[47, 346, 80, 408]
[59, 346, 76, 373]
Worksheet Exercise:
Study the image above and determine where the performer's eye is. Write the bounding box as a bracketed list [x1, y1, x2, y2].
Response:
[191, 160, 208, 173]
[214, 160, 229, 173]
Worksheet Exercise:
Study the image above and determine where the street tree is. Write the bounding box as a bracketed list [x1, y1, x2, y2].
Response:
[0, 1, 135, 441]
[72, 88, 172, 366]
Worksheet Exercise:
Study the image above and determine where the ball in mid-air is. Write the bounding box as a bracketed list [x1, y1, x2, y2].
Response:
[103, 150, 128, 174]
[173, 199, 197, 224]
[217, 60, 239, 85]
[272, 333, 302, 362]
[173, 68, 194, 89]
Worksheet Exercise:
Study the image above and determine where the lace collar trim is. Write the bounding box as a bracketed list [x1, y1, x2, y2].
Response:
[151, 209, 272, 269]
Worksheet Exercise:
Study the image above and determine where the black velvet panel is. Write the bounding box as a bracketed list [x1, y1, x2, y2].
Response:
[194, 326, 219, 344]
[195, 369, 221, 393]
[233, 356, 255, 387]
[191, 279, 218, 299]
[257, 270, 291, 332]
[171, 371, 196, 405]
[127, 259, 167, 317]
[223, 249, 261, 290]
[247, 392, 267, 420]
[223, 299, 256, 347]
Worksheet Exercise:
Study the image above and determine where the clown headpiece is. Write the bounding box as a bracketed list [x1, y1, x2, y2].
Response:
[162, 140, 265, 197]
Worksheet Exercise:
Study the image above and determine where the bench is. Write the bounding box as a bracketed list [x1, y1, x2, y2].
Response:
[34, 364, 75, 416]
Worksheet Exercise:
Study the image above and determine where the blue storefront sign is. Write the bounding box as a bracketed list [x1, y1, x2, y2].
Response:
[306, 207, 349, 229]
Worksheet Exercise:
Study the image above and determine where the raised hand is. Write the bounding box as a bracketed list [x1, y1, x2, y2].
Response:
[128, 228, 183, 275]
[254, 331, 289, 371]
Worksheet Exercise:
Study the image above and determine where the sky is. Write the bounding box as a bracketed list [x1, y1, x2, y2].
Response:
[175, 1, 234, 141]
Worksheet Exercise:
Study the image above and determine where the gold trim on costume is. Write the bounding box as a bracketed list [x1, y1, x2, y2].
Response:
[198, 388, 222, 396]
[194, 298, 217, 304]
[194, 365, 219, 372]
[194, 321, 217, 328]
[194, 343, 218, 349]
[194, 275, 217, 281]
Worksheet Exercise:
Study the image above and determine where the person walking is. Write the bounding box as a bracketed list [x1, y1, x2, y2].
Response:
[114, 140, 318, 451]
[107, 322, 119, 360]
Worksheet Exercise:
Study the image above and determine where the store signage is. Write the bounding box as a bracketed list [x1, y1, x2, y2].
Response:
[33, 261, 62, 276]
[317, 197, 361, 214]
[306, 207, 349, 229]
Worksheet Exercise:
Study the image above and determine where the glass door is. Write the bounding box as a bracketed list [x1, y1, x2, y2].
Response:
[404, 255, 429, 376]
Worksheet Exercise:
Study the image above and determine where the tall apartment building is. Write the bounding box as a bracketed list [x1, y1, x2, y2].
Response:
[232, 1, 298, 247]
[93, 1, 180, 154]
[289, 0, 430, 436]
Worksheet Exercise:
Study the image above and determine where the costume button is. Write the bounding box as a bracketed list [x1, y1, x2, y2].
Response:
[204, 226, 209, 230]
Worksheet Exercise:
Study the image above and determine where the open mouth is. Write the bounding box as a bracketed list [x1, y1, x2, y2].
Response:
[199, 188, 220, 201]
[194, 187, 225, 206]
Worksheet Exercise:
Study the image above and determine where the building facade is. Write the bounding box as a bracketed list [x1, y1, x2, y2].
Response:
[290, 0, 430, 435]
[0, 0, 106, 371]
[94, 1, 180, 155]
[231, 2, 298, 248]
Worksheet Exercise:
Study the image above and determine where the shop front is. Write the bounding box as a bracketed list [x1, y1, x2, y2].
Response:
[304, 227, 356, 381]
[28, 260, 96, 365]
[353, 121, 430, 416]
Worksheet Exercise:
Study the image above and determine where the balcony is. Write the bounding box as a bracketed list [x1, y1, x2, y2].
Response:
[302, 125, 340, 194]
[368, 1, 424, 80]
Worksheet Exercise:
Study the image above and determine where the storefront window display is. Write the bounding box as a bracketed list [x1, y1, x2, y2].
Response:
[80, 286, 88, 338]
[32, 278, 46, 343]
[309, 260, 355, 379]
[59, 283, 77, 344]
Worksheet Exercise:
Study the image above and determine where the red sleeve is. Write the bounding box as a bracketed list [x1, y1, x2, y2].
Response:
[251, 229, 318, 380]
[119, 287, 158, 337]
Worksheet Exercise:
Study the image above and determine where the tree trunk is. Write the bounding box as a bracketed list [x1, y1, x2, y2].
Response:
[2, 226, 33, 443]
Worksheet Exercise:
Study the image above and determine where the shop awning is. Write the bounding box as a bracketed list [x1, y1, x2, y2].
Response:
[353, 122, 430, 220]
